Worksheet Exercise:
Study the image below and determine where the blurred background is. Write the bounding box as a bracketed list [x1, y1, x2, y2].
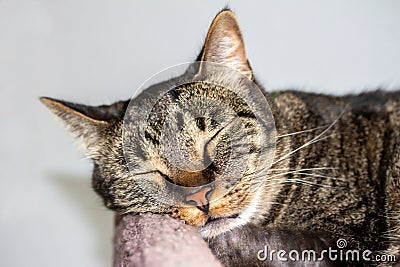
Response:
[0, 1, 399, 266]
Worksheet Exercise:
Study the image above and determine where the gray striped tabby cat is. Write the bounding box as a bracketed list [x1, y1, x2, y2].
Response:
[41, 9, 399, 267]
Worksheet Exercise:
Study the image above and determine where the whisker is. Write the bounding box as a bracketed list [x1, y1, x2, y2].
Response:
[271, 132, 342, 167]
[280, 178, 335, 188]
[247, 166, 337, 184]
[276, 125, 329, 138]
[248, 132, 342, 178]
[246, 106, 349, 178]
[248, 168, 343, 190]
[269, 167, 338, 172]
[272, 105, 349, 166]
[248, 171, 303, 188]
[293, 172, 345, 181]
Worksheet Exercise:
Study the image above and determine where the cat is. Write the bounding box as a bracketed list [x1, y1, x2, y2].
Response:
[41, 9, 400, 267]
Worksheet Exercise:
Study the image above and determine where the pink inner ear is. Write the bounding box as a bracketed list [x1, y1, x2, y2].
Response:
[201, 11, 253, 80]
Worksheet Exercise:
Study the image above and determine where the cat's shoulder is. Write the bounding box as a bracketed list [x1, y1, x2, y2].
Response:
[270, 89, 400, 112]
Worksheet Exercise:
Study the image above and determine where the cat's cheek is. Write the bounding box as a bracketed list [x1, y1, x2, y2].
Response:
[209, 193, 251, 217]
[171, 207, 208, 228]
[210, 202, 244, 218]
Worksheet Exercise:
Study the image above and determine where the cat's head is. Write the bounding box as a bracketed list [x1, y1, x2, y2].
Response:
[41, 10, 280, 238]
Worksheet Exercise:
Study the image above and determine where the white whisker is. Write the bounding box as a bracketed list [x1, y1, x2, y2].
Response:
[272, 131, 343, 166]
[280, 178, 335, 188]
[248, 167, 343, 190]
[276, 125, 329, 138]
[272, 105, 349, 166]
[269, 167, 338, 172]
[293, 172, 345, 181]
[246, 106, 348, 179]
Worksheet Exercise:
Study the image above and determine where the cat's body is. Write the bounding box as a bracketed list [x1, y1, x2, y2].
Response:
[41, 9, 400, 267]
[268, 90, 400, 253]
[208, 89, 400, 266]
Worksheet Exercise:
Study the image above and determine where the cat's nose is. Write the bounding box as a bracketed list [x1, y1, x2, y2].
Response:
[185, 185, 214, 213]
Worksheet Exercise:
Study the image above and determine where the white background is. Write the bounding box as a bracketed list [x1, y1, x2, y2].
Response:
[1, 1, 399, 266]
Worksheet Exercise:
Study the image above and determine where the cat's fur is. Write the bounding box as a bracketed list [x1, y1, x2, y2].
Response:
[41, 9, 400, 266]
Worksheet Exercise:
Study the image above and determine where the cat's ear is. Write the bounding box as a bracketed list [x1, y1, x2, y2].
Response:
[40, 97, 128, 152]
[197, 9, 252, 79]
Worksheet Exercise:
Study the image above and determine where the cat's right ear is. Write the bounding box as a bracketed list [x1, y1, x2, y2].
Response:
[197, 9, 253, 80]
[40, 97, 128, 152]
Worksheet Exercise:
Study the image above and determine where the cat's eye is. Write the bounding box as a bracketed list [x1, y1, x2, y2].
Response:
[156, 170, 174, 184]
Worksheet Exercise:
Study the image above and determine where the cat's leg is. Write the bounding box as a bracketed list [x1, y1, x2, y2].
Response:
[208, 224, 343, 267]
[379, 128, 400, 267]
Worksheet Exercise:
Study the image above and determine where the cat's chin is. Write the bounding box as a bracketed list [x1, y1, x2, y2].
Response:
[199, 213, 248, 239]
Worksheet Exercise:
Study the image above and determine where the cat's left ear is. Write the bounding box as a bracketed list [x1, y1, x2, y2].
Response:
[197, 9, 253, 80]
[40, 97, 128, 152]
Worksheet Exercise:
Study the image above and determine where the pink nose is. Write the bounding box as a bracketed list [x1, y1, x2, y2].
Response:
[185, 185, 214, 213]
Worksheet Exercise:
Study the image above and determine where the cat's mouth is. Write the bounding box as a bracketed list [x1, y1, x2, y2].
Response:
[206, 213, 239, 225]
[199, 213, 240, 237]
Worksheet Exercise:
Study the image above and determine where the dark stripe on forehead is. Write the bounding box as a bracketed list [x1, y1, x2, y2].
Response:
[236, 110, 257, 119]
[178, 82, 259, 125]
[195, 117, 206, 131]
[144, 130, 160, 146]
[167, 87, 182, 101]
[144, 81, 259, 145]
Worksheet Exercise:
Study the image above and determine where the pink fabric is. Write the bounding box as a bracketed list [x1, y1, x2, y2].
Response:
[113, 213, 222, 267]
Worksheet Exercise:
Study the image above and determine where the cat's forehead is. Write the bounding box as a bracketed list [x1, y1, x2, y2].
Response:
[125, 63, 273, 130]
